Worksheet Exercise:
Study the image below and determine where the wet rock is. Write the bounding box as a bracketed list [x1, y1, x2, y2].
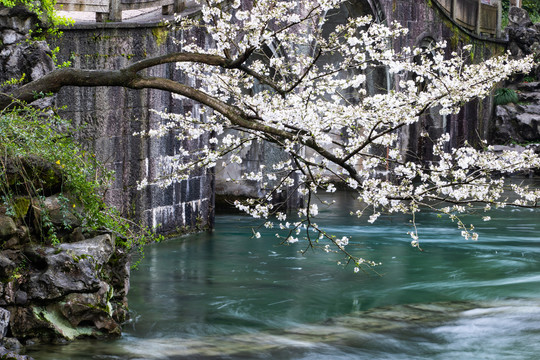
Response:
[23, 235, 114, 301]
[2, 337, 22, 351]
[0, 308, 9, 339]
[0, 348, 34, 360]
[59, 282, 121, 335]
[6, 306, 49, 341]
[1, 233, 130, 343]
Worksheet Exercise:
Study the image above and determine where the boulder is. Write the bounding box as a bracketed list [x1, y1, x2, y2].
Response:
[506, 7, 540, 58]
[3, 156, 63, 196]
[23, 234, 115, 301]
[0, 217, 17, 240]
[32, 195, 81, 230]
[494, 96, 540, 144]
[0, 307, 10, 339]
[0, 253, 16, 279]
[508, 6, 533, 28]
[1, 29, 25, 45]
[0, 5, 44, 34]
[4, 233, 129, 343]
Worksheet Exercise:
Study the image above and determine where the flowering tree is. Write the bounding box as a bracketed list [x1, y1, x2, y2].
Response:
[1, 0, 539, 271]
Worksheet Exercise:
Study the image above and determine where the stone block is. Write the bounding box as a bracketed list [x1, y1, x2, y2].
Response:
[0, 307, 10, 339]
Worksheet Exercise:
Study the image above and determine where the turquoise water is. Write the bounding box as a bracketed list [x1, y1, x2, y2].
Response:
[28, 192, 540, 359]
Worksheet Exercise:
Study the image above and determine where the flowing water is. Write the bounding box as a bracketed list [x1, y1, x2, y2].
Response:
[28, 192, 540, 359]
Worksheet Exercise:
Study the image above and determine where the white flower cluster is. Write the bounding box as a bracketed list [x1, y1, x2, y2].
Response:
[140, 0, 537, 273]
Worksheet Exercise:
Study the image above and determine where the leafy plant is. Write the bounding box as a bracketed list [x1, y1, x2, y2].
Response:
[0, 0, 73, 38]
[494, 87, 519, 105]
[0, 103, 159, 253]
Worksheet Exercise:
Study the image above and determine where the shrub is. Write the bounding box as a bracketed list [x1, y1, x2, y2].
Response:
[494, 88, 519, 105]
[0, 103, 159, 250]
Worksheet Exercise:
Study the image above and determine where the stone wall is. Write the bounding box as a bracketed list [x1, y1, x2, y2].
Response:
[378, 0, 507, 161]
[50, 0, 510, 214]
[216, 0, 509, 195]
[51, 23, 214, 233]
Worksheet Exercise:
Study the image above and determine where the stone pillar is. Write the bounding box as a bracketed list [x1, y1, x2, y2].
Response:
[476, 0, 482, 35]
[97, 0, 122, 22]
[496, 0, 502, 38]
[108, 0, 122, 22]
[163, 0, 186, 15]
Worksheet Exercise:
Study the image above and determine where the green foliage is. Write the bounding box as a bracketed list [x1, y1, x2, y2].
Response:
[0, 104, 159, 252]
[50, 46, 72, 68]
[494, 87, 519, 105]
[0, 0, 73, 38]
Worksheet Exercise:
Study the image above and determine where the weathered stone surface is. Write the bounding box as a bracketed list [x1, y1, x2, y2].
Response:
[23, 235, 114, 301]
[1, 29, 25, 45]
[0, 5, 43, 33]
[494, 92, 540, 144]
[0, 348, 33, 360]
[0, 216, 17, 239]
[0, 307, 10, 339]
[0, 254, 16, 279]
[33, 195, 81, 229]
[509, 6, 533, 27]
[7, 306, 51, 341]
[3, 156, 63, 196]
[506, 7, 540, 58]
[3, 233, 129, 343]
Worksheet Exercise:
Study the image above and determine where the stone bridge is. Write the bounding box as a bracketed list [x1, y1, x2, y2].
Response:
[50, 0, 508, 234]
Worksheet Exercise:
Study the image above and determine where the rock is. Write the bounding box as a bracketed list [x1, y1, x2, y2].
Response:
[2, 337, 22, 351]
[68, 227, 85, 243]
[23, 234, 115, 301]
[0, 5, 44, 34]
[7, 306, 52, 342]
[0, 38, 54, 99]
[0, 348, 34, 360]
[3, 156, 63, 196]
[0, 254, 16, 279]
[1, 29, 25, 45]
[508, 6, 533, 28]
[59, 282, 121, 335]
[506, 7, 540, 58]
[0, 308, 10, 339]
[14, 291, 27, 306]
[103, 246, 131, 300]
[0, 217, 17, 240]
[31, 195, 81, 234]
[494, 88, 540, 144]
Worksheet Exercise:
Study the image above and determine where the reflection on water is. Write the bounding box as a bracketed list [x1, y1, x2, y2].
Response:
[27, 192, 540, 359]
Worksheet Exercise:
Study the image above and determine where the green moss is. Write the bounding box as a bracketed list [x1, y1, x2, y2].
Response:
[33, 306, 94, 340]
[152, 27, 168, 47]
[12, 197, 30, 219]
